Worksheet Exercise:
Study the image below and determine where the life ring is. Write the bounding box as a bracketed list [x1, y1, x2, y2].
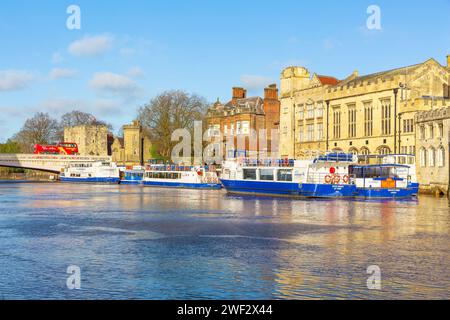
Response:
[333, 175, 341, 184]
[324, 175, 333, 184]
[342, 175, 350, 184]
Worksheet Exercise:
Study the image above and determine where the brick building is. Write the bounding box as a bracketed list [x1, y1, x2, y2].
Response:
[205, 84, 280, 159]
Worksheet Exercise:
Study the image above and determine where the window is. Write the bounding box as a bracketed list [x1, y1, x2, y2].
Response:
[306, 124, 314, 142]
[243, 169, 257, 180]
[428, 148, 436, 167]
[420, 126, 426, 140]
[438, 123, 444, 138]
[360, 148, 370, 156]
[409, 146, 415, 156]
[212, 124, 220, 137]
[420, 148, 427, 167]
[428, 124, 434, 139]
[381, 99, 392, 135]
[259, 169, 274, 181]
[224, 125, 228, 136]
[277, 169, 293, 182]
[298, 125, 304, 142]
[333, 107, 341, 139]
[348, 106, 357, 138]
[297, 104, 304, 120]
[230, 124, 235, 135]
[317, 123, 324, 141]
[236, 121, 242, 135]
[403, 119, 414, 133]
[316, 102, 324, 118]
[378, 146, 391, 155]
[242, 121, 250, 135]
[364, 102, 373, 137]
[437, 147, 445, 167]
[306, 104, 314, 119]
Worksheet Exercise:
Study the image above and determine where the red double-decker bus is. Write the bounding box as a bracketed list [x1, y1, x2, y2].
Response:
[34, 142, 79, 155]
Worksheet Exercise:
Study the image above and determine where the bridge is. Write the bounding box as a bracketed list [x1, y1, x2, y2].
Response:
[0, 154, 112, 174]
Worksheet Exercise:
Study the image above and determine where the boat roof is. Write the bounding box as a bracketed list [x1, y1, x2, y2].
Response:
[351, 164, 411, 169]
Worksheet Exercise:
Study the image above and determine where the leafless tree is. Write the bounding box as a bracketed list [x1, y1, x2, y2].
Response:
[137, 91, 209, 158]
[12, 112, 61, 152]
[60, 110, 112, 129]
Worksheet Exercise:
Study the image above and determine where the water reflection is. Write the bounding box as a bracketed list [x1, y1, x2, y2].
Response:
[0, 183, 448, 299]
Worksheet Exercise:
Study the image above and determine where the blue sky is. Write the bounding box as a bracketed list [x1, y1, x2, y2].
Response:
[0, 0, 449, 142]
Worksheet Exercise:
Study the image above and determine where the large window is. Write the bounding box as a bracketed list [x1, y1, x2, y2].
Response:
[243, 169, 257, 180]
[259, 169, 274, 181]
[364, 102, 373, 137]
[316, 102, 324, 118]
[242, 121, 250, 135]
[317, 123, 324, 141]
[403, 119, 414, 133]
[306, 104, 314, 119]
[428, 124, 434, 139]
[420, 148, 427, 167]
[298, 125, 304, 142]
[438, 123, 444, 138]
[297, 104, 304, 120]
[429, 148, 436, 167]
[381, 99, 392, 135]
[437, 147, 445, 167]
[420, 126, 425, 140]
[348, 106, 357, 138]
[333, 107, 341, 139]
[306, 124, 314, 142]
[236, 121, 242, 135]
[277, 169, 293, 182]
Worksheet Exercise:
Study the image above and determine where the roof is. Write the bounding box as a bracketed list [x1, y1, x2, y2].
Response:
[317, 75, 340, 86]
[206, 96, 265, 118]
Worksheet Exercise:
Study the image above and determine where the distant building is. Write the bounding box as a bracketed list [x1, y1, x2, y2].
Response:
[112, 121, 152, 167]
[205, 84, 280, 159]
[415, 106, 450, 196]
[64, 124, 108, 156]
[279, 56, 450, 159]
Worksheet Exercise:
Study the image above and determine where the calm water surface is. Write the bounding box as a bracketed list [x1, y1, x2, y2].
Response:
[0, 182, 449, 300]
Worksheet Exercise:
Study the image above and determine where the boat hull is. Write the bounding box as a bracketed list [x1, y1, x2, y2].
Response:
[143, 180, 222, 190]
[120, 180, 143, 185]
[60, 177, 120, 184]
[355, 187, 418, 199]
[220, 179, 357, 198]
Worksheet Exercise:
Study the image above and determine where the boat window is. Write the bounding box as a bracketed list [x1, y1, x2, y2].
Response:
[243, 169, 257, 180]
[277, 169, 293, 182]
[260, 169, 274, 181]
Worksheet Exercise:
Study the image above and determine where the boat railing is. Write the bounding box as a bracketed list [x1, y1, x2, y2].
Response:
[239, 159, 295, 168]
[145, 165, 218, 172]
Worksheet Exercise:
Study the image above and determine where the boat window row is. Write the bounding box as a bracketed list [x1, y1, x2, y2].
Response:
[145, 172, 182, 180]
[71, 163, 93, 168]
[243, 169, 293, 182]
[349, 166, 405, 179]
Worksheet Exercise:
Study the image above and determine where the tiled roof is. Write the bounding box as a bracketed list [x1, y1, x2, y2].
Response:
[317, 75, 340, 86]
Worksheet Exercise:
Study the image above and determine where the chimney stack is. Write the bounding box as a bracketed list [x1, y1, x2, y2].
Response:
[232, 87, 247, 105]
[264, 84, 278, 100]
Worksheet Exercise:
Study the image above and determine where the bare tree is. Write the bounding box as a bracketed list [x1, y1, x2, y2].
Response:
[137, 91, 209, 158]
[12, 112, 61, 152]
[60, 110, 112, 130]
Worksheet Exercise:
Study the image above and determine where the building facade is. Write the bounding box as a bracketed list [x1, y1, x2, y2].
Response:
[415, 106, 450, 196]
[279, 56, 450, 159]
[112, 120, 152, 167]
[205, 85, 280, 159]
[64, 124, 109, 156]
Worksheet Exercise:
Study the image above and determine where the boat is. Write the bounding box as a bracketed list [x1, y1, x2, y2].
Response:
[120, 166, 145, 185]
[143, 163, 222, 189]
[351, 154, 419, 198]
[60, 161, 120, 184]
[220, 153, 358, 198]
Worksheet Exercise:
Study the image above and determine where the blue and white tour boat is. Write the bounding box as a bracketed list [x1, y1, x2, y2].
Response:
[143, 163, 222, 189]
[220, 153, 358, 198]
[60, 161, 120, 184]
[120, 166, 145, 185]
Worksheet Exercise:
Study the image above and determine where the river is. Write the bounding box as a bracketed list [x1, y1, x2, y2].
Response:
[0, 182, 449, 299]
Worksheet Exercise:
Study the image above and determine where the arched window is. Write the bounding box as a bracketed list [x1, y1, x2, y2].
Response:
[377, 146, 391, 155]
[349, 148, 358, 155]
[420, 148, 427, 167]
[437, 147, 445, 167]
[360, 147, 370, 156]
[429, 148, 436, 167]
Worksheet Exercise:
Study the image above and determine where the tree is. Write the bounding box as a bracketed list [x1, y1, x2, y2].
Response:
[12, 112, 61, 153]
[60, 110, 113, 130]
[137, 91, 209, 158]
[0, 140, 22, 153]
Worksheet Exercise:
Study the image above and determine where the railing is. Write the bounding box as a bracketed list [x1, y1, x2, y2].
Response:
[239, 159, 296, 168]
[305, 172, 355, 185]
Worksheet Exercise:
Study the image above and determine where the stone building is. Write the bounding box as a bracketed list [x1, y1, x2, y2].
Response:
[205, 84, 280, 159]
[64, 124, 109, 156]
[415, 106, 450, 196]
[112, 121, 152, 167]
[279, 56, 450, 159]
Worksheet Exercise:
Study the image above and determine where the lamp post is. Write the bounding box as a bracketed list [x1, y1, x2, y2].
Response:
[393, 88, 399, 154]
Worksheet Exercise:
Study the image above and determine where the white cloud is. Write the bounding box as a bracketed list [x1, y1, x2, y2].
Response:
[240, 74, 273, 93]
[127, 66, 146, 79]
[50, 68, 77, 80]
[0, 70, 34, 92]
[68, 35, 114, 56]
[89, 72, 140, 96]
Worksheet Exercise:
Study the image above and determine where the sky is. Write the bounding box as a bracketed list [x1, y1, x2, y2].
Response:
[0, 0, 449, 142]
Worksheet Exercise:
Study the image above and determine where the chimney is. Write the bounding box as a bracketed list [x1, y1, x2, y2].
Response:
[264, 84, 278, 100]
[232, 87, 246, 105]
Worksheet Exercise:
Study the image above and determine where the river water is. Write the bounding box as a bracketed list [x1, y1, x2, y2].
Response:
[0, 182, 449, 300]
